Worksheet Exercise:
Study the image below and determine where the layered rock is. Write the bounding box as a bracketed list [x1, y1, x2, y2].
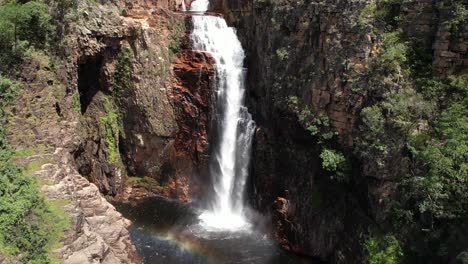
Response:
[6, 54, 138, 263]
[402, 0, 467, 76]
[215, 0, 373, 262]
[115, 12, 215, 202]
[4, 0, 215, 262]
[61, 0, 215, 202]
[170, 45, 215, 200]
[214, 0, 467, 262]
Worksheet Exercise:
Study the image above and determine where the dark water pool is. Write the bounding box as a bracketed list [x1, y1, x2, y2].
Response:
[115, 198, 316, 264]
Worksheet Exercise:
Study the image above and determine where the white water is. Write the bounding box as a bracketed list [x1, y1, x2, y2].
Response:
[190, 0, 209, 12]
[181, 0, 186, 12]
[190, 0, 256, 230]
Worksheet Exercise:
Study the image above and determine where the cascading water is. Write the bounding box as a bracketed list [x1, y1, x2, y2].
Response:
[181, 0, 186, 12]
[115, 3, 312, 263]
[190, 0, 256, 230]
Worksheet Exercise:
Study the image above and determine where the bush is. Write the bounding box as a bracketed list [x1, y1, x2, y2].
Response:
[0, 0, 53, 72]
[320, 148, 350, 183]
[276, 47, 289, 61]
[365, 234, 403, 264]
[0, 77, 20, 112]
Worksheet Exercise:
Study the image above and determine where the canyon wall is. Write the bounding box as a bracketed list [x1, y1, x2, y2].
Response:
[67, 0, 214, 202]
[4, 0, 214, 262]
[214, 0, 467, 262]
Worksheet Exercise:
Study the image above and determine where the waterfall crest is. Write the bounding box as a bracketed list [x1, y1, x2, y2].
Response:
[190, 0, 256, 230]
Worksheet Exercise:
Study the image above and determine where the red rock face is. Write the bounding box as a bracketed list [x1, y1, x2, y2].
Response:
[117, 14, 216, 203]
[172, 50, 214, 154]
[170, 37, 215, 201]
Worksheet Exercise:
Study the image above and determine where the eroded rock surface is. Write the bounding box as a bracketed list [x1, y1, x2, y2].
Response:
[6, 52, 138, 263]
[214, 0, 467, 262]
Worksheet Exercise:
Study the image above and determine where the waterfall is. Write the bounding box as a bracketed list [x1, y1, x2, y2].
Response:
[190, 0, 256, 230]
[181, 0, 186, 12]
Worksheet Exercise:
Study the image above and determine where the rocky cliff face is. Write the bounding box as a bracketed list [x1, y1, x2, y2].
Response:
[216, 0, 374, 262]
[213, 0, 467, 262]
[6, 52, 138, 263]
[4, 0, 215, 262]
[65, 0, 215, 202]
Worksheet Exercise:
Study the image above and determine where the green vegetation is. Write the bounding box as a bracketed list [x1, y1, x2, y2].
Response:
[354, 1, 468, 263]
[441, 1, 467, 37]
[365, 234, 403, 264]
[100, 98, 121, 163]
[0, 76, 69, 263]
[72, 92, 81, 114]
[0, 76, 21, 115]
[127, 176, 164, 192]
[23, 159, 50, 176]
[287, 96, 336, 143]
[276, 47, 289, 61]
[0, 0, 54, 73]
[168, 20, 186, 54]
[320, 148, 350, 183]
[287, 94, 350, 183]
[113, 48, 133, 101]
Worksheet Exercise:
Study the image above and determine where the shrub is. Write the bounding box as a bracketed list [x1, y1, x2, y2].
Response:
[0, 77, 20, 111]
[276, 47, 289, 61]
[168, 20, 186, 54]
[0, 0, 54, 72]
[320, 148, 350, 183]
[365, 234, 403, 264]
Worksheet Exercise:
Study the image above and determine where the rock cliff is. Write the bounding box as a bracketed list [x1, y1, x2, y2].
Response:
[211, 0, 467, 262]
[4, 0, 215, 262]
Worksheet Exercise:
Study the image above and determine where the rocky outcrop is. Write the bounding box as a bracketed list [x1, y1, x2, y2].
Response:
[213, 0, 373, 262]
[39, 151, 138, 264]
[402, 1, 467, 76]
[214, 0, 467, 262]
[170, 45, 215, 200]
[115, 11, 215, 202]
[6, 53, 138, 263]
[4, 0, 215, 262]
[59, 0, 215, 202]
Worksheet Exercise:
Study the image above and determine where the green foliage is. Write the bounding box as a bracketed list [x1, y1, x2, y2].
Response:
[456, 251, 468, 264]
[0, 76, 21, 114]
[99, 98, 121, 163]
[0, 0, 54, 73]
[288, 95, 350, 183]
[400, 95, 467, 224]
[374, 32, 407, 76]
[168, 20, 186, 54]
[353, 1, 468, 259]
[23, 159, 50, 176]
[127, 176, 163, 192]
[0, 76, 68, 263]
[113, 48, 133, 101]
[320, 148, 350, 183]
[255, 0, 271, 8]
[442, 1, 468, 37]
[72, 92, 81, 114]
[276, 47, 289, 61]
[351, 31, 408, 96]
[359, 0, 406, 31]
[358, 3, 377, 27]
[14, 144, 48, 158]
[365, 234, 403, 264]
[287, 96, 336, 143]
